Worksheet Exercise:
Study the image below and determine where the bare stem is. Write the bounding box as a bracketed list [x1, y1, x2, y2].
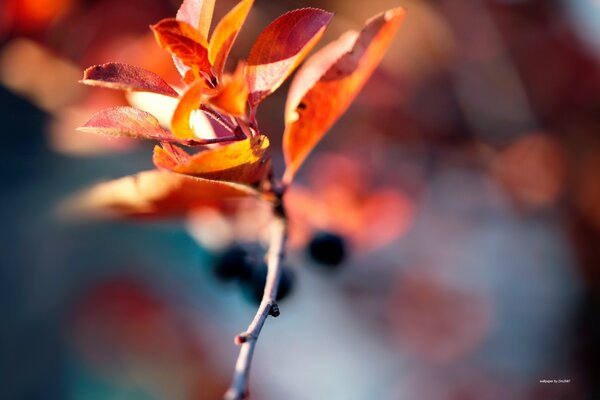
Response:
[236, 117, 254, 138]
[177, 135, 243, 147]
[224, 201, 287, 400]
[200, 105, 237, 133]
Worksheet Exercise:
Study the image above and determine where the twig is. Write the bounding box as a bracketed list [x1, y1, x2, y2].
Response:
[248, 105, 259, 131]
[176, 135, 243, 147]
[236, 117, 254, 138]
[200, 105, 237, 133]
[224, 200, 287, 400]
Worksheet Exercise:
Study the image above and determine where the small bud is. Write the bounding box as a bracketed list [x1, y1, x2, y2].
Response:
[235, 333, 249, 345]
[269, 303, 280, 317]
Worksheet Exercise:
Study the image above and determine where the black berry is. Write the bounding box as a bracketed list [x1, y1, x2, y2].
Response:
[307, 231, 347, 268]
[213, 244, 252, 282]
[241, 263, 295, 305]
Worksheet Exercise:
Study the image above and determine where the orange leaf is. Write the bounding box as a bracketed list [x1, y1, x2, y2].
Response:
[170, 79, 206, 139]
[282, 8, 405, 183]
[176, 0, 215, 40]
[152, 142, 191, 171]
[245, 8, 333, 107]
[209, 62, 248, 116]
[151, 18, 212, 78]
[208, 0, 253, 79]
[154, 135, 269, 184]
[77, 106, 175, 141]
[81, 63, 179, 97]
[63, 170, 258, 218]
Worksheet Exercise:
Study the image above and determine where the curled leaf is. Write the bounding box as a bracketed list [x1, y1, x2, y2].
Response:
[154, 135, 269, 184]
[81, 63, 179, 97]
[283, 8, 405, 183]
[246, 8, 333, 107]
[77, 106, 174, 141]
[176, 0, 216, 40]
[63, 170, 258, 218]
[209, 0, 253, 78]
[171, 79, 206, 139]
[151, 18, 212, 78]
[209, 62, 248, 116]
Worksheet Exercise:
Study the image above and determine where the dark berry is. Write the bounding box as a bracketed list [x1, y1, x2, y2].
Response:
[241, 263, 295, 305]
[307, 231, 347, 268]
[213, 244, 252, 282]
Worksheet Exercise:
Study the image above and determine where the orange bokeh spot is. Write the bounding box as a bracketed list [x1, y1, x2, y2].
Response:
[492, 133, 566, 208]
[8, 0, 74, 32]
[69, 277, 228, 398]
[285, 152, 415, 252]
[389, 272, 492, 365]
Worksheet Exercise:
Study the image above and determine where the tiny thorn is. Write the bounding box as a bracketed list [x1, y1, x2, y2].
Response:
[269, 303, 280, 317]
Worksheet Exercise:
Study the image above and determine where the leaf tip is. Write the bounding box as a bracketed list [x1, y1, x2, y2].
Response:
[383, 7, 407, 21]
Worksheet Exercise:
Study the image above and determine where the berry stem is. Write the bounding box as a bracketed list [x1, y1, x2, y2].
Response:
[224, 198, 287, 400]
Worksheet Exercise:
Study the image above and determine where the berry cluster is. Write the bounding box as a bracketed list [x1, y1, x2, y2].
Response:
[213, 244, 295, 304]
[211, 231, 348, 303]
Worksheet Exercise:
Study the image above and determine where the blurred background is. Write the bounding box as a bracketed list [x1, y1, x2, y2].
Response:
[1, 0, 599, 398]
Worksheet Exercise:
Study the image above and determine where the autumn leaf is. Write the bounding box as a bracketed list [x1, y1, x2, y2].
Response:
[77, 106, 176, 141]
[151, 18, 212, 78]
[284, 31, 358, 121]
[81, 63, 179, 97]
[209, 62, 248, 116]
[282, 8, 405, 183]
[176, 0, 216, 40]
[63, 170, 258, 218]
[208, 0, 253, 79]
[170, 79, 207, 139]
[154, 135, 269, 184]
[152, 142, 191, 171]
[245, 8, 333, 107]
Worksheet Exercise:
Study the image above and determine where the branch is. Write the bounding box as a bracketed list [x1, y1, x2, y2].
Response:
[224, 201, 287, 400]
[236, 117, 254, 138]
[176, 135, 243, 147]
[200, 105, 237, 133]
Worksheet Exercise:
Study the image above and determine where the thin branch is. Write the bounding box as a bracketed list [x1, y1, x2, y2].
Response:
[236, 117, 254, 139]
[248, 105, 259, 131]
[200, 105, 237, 133]
[224, 201, 287, 400]
[176, 135, 244, 147]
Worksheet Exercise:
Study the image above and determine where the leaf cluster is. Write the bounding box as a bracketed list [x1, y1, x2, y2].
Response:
[73, 0, 405, 218]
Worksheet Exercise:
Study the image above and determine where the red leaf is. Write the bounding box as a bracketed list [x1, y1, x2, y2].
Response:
[153, 135, 269, 184]
[176, 0, 216, 40]
[77, 107, 175, 141]
[282, 8, 405, 183]
[208, 0, 253, 79]
[245, 8, 333, 107]
[151, 18, 212, 79]
[81, 63, 179, 97]
[63, 170, 258, 218]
